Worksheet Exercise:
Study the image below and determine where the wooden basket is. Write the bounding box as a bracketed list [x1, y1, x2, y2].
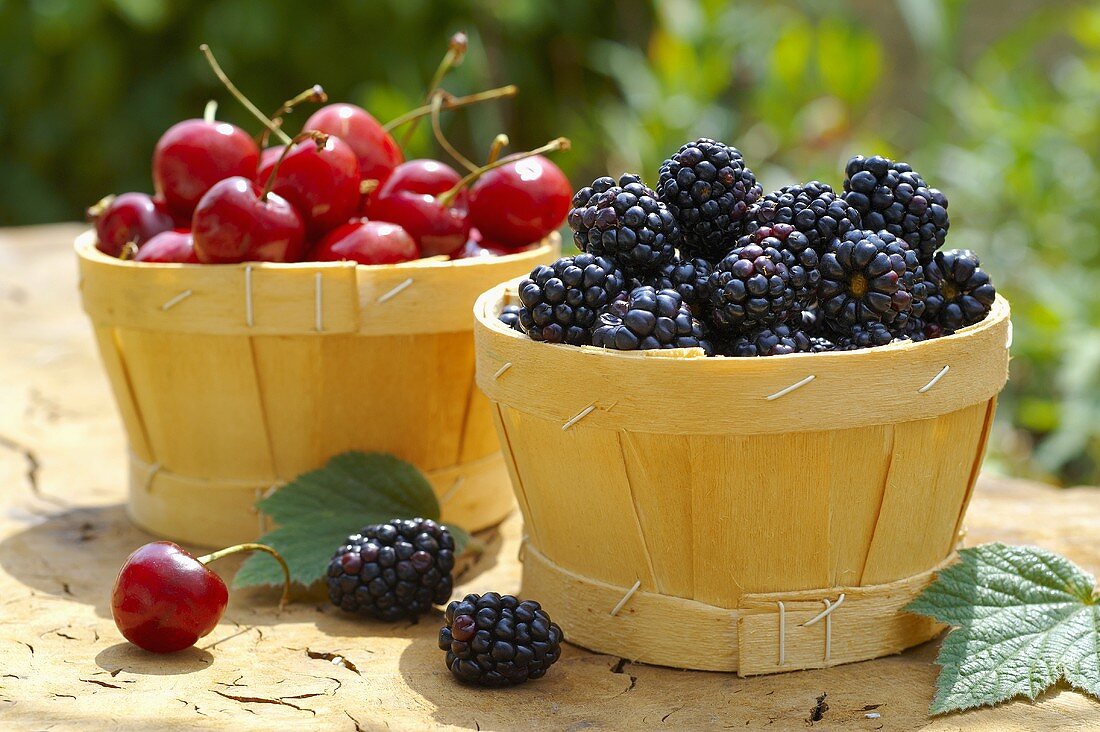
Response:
[76, 231, 558, 548]
[474, 281, 1010, 675]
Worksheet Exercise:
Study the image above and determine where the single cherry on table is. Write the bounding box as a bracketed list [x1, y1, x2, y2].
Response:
[89, 192, 175, 258]
[111, 541, 289, 654]
[153, 118, 260, 219]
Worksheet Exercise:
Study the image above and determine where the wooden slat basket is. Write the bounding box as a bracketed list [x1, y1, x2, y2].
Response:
[76, 231, 558, 548]
[474, 280, 1011, 675]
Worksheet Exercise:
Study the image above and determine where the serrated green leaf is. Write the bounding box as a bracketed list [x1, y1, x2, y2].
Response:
[907, 542, 1100, 715]
[234, 452, 469, 589]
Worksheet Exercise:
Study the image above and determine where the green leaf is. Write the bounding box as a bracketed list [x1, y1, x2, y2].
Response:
[234, 452, 468, 589]
[907, 543, 1100, 715]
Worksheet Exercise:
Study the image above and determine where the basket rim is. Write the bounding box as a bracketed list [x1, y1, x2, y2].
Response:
[473, 276, 1011, 364]
[74, 228, 557, 274]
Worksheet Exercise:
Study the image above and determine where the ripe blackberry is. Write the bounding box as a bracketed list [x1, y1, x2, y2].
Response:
[591, 286, 713, 354]
[749, 181, 861, 254]
[705, 243, 796, 334]
[736, 223, 820, 309]
[924, 249, 996, 332]
[327, 518, 455, 621]
[498, 304, 522, 331]
[568, 173, 679, 271]
[439, 592, 563, 687]
[722, 323, 810, 357]
[818, 229, 920, 335]
[647, 256, 712, 310]
[842, 155, 949, 263]
[517, 254, 629, 345]
[657, 138, 762, 261]
[834, 321, 897, 350]
[809, 336, 835, 353]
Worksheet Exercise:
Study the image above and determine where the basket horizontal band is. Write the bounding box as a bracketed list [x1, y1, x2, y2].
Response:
[520, 541, 948, 674]
[76, 231, 557, 336]
[474, 283, 1011, 435]
[126, 451, 514, 548]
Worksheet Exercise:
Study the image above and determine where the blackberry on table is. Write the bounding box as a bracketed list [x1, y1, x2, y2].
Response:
[705, 243, 796, 334]
[721, 323, 810, 357]
[568, 173, 679, 271]
[591, 286, 713, 354]
[498, 304, 522, 331]
[749, 181, 861, 254]
[842, 155, 949, 263]
[327, 518, 455, 621]
[657, 138, 762, 261]
[924, 249, 996, 332]
[517, 254, 629, 345]
[647, 256, 712, 310]
[439, 592, 564, 687]
[818, 229, 920, 335]
[736, 223, 820, 310]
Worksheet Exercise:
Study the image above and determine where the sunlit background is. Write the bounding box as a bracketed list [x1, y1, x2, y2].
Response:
[2, 0, 1098, 486]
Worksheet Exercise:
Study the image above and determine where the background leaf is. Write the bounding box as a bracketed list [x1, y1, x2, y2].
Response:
[235, 452, 468, 589]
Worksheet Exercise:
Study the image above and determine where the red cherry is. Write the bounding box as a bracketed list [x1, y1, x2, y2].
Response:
[134, 229, 199, 263]
[153, 119, 260, 219]
[256, 136, 360, 236]
[370, 160, 470, 257]
[192, 177, 306, 264]
[305, 104, 403, 186]
[310, 219, 420, 265]
[91, 193, 174, 257]
[111, 542, 229, 654]
[452, 228, 535, 259]
[468, 155, 570, 246]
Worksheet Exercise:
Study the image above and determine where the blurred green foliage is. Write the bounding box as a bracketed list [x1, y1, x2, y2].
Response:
[1, 0, 1097, 485]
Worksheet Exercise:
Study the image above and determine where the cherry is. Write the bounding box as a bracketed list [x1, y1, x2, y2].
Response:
[256, 135, 360, 236]
[89, 192, 174, 257]
[305, 104, 403, 186]
[152, 119, 260, 219]
[192, 177, 305, 263]
[112, 541, 288, 654]
[310, 219, 420, 265]
[452, 228, 534, 259]
[134, 229, 199, 263]
[369, 159, 470, 257]
[468, 155, 571, 246]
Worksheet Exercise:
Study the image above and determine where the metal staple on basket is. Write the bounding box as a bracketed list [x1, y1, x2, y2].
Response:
[801, 593, 846, 661]
[609, 580, 642, 617]
[492, 362, 513, 379]
[244, 264, 254, 327]
[314, 272, 324, 332]
[764, 374, 816, 401]
[918, 365, 950, 393]
[377, 278, 414, 304]
[160, 289, 193, 311]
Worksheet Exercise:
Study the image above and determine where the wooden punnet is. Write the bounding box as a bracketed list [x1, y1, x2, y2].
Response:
[474, 281, 1010, 675]
[76, 231, 558, 548]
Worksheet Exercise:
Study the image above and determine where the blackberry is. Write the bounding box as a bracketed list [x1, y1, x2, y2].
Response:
[568, 173, 679, 271]
[498, 304, 522, 331]
[327, 518, 455, 621]
[592, 286, 713, 354]
[439, 592, 563, 687]
[722, 323, 810, 357]
[749, 181, 862, 254]
[809, 336, 835, 353]
[842, 155, 949, 263]
[517, 254, 629, 345]
[736, 223, 820, 309]
[924, 249, 996, 332]
[647, 256, 712, 310]
[657, 138, 762, 261]
[705, 243, 796, 334]
[818, 229, 920, 335]
[834, 321, 897, 350]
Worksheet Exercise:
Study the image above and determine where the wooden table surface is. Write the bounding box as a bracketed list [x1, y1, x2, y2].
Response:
[1, 224, 1098, 731]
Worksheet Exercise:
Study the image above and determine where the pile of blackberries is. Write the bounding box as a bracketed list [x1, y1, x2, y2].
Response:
[508, 140, 996, 356]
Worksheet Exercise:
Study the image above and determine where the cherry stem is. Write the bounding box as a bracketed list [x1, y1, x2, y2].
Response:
[430, 91, 478, 173]
[261, 131, 328, 200]
[437, 136, 570, 208]
[86, 193, 115, 221]
[203, 100, 218, 124]
[383, 85, 517, 132]
[399, 31, 469, 148]
[486, 133, 509, 165]
[197, 543, 292, 609]
[260, 85, 328, 147]
[119, 242, 138, 261]
[360, 179, 379, 196]
[200, 43, 291, 145]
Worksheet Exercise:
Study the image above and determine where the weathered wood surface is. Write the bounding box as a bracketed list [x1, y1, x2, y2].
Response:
[1, 224, 1098, 730]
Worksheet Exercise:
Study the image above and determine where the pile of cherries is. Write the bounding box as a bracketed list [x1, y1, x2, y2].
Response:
[90, 41, 571, 266]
